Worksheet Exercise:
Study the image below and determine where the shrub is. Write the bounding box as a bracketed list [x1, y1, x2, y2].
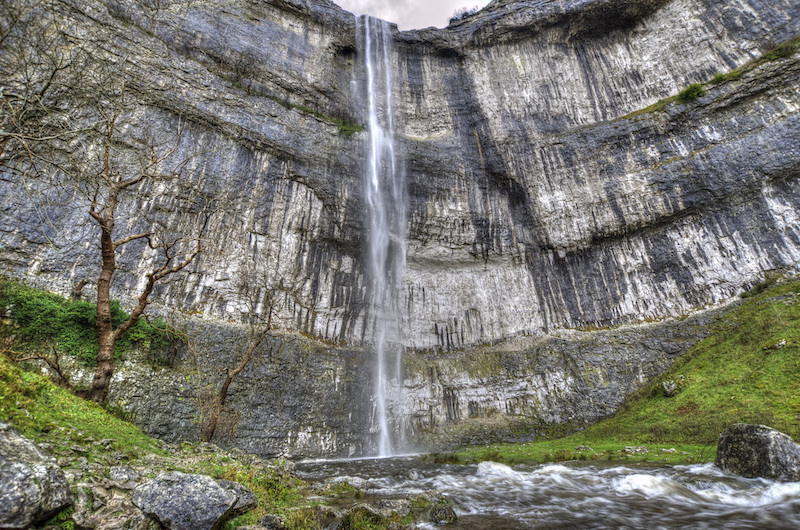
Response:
[676, 83, 705, 104]
[450, 6, 480, 24]
[710, 70, 743, 84]
[761, 40, 797, 62]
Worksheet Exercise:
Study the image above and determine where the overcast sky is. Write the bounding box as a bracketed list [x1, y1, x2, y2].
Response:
[333, 0, 491, 30]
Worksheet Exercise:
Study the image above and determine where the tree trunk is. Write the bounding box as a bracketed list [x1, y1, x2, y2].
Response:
[88, 205, 117, 404]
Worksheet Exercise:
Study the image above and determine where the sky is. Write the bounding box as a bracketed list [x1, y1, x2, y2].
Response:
[333, 0, 491, 31]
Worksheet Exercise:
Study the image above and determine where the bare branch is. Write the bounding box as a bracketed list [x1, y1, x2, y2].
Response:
[113, 232, 152, 249]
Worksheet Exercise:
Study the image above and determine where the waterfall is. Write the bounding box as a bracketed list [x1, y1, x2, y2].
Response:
[357, 16, 406, 457]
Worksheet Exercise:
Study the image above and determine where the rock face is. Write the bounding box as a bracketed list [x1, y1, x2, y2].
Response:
[132, 471, 256, 530]
[1, 0, 799, 455]
[0, 423, 73, 529]
[716, 424, 800, 482]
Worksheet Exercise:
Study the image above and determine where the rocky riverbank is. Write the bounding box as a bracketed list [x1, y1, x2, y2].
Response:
[0, 420, 455, 530]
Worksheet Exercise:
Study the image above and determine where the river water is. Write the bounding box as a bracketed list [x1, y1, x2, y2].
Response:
[296, 456, 800, 529]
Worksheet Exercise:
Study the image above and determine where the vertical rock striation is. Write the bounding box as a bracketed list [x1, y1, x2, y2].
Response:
[1, 0, 799, 455]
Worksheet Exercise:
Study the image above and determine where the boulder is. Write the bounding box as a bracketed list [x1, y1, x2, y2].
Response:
[0, 422, 72, 529]
[217, 478, 259, 518]
[428, 502, 458, 524]
[715, 424, 800, 481]
[338, 504, 385, 529]
[132, 471, 256, 530]
[258, 514, 288, 529]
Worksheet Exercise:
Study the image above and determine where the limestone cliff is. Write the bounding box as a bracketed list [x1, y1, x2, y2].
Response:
[1, 0, 799, 455]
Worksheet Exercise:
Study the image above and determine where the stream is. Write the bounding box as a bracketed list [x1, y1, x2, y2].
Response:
[296, 456, 800, 529]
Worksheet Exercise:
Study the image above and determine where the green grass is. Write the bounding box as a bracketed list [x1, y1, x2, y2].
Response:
[191, 459, 307, 528]
[455, 277, 800, 465]
[0, 353, 163, 458]
[620, 34, 799, 119]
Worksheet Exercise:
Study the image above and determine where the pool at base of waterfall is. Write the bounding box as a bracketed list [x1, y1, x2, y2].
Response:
[296, 456, 800, 529]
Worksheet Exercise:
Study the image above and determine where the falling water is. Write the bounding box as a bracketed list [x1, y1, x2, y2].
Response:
[357, 16, 406, 457]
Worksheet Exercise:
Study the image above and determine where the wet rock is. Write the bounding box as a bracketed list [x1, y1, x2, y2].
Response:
[429, 503, 458, 524]
[3, 0, 800, 459]
[379, 498, 411, 516]
[338, 504, 385, 529]
[0, 422, 72, 529]
[716, 424, 800, 481]
[132, 471, 256, 530]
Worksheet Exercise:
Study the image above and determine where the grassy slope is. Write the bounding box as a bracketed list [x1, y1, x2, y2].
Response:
[454, 278, 800, 465]
[0, 354, 163, 457]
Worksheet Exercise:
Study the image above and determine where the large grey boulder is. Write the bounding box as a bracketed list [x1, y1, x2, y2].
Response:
[132, 471, 256, 530]
[716, 424, 800, 481]
[0, 422, 72, 528]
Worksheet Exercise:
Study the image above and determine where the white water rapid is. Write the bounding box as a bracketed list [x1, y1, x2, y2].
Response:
[357, 16, 407, 457]
[296, 458, 800, 529]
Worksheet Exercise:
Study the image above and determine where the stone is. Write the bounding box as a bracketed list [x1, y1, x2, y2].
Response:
[379, 499, 411, 517]
[0, 423, 73, 529]
[715, 424, 800, 481]
[428, 503, 458, 524]
[107, 466, 141, 490]
[663, 375, 688, 397]
[132, 471, 256, 530]
[258, 514, 288, 529]
[624, 446, 649, 454]
[217, 478, 259, 518]
[339, 504, 385, 529]
[262, 514, 292, 529]
[1, 0, 799, 458]
[575, 445, 594, 452]
[662, 380, 680, 397]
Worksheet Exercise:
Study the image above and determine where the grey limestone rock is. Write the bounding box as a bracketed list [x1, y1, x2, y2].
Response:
[0, 423, 72, 529]
[258, 514, 288, 529]
[716, 424, 800, 482]
[132, 471, 256, 530]
[216, 478, 259, 518]
[1, 0, 800, 457]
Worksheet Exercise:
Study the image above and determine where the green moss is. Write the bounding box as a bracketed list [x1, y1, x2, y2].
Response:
[0, 278, 174, 366]
[760, 38, 798, 62]
[675, 83, 706, 104]
[710, 70, 744, 85]
[620, 34, 798, 120]
[291, 104, 366, 136]
[457, 278, 800, 465]
[617, 96, 675, 120]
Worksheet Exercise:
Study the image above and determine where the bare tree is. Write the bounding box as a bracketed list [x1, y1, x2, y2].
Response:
[1, 0, 210, 404]
[84, 110, 208, 404]
[199, 263, 285, 443]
